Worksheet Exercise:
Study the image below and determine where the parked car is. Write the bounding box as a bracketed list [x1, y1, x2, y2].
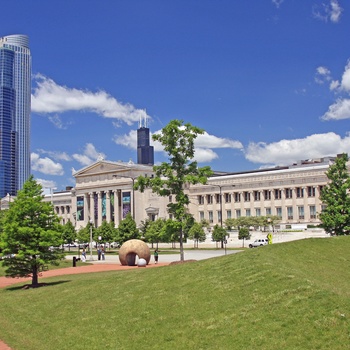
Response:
[249, 238, 268, 248]
[78, 243, 89, 249]
[110, 242, 120, 249]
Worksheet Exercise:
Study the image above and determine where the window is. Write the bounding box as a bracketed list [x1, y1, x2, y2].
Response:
[254, 191, 261, 201]
[307, 186, 315, 197]
[169, 195, 173, 202]
[199, 211, 204, 221]
[274, 189, 282, 200]
[208, 211, 213, 223]
[321, 204, 326, 212]
[207, 195, 213, 204]
[276, 207, 282, 218]
[309, 205, 316, 219]
[244, 191, 250, 202]
[285, 188, 293, 199]
[234, 193, 241, 202]
[198, 195, 204, 205]
[255, 208, 261, 217]
[236, 209, 241, 218]
[216, 194, 221, 204]
[287, 206, 293, 220]
[296, 187, 304, 198]
[298, 206, 304, 219]
[226, 210, 232, 219]
[246, 209, 251, 217]
[225, 193, 231, 203]
[218, 210, 222, 223]
[264, 190, 271, 200]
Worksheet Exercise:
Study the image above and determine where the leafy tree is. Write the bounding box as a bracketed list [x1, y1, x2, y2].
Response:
[61, 220, 76, 251]
[135, 119, 212, 261]
[76, 223, 91, 245]
[97, 220, 115, 246]
[225, 218, 236, 230]
[320, 153, 350, 235]
[188, 222, 206, 248]
[238, 227, 251, 247]
[144, 218, 166, 248]
[212, 224, 227, 247]
[116, 213, 140, 245]
[0, 176, 64, 287]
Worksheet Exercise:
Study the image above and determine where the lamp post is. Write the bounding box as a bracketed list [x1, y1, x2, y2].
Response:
[207, 184, 235, 253]
[113, 175, 136, 219]
[89, 219, 94, 261]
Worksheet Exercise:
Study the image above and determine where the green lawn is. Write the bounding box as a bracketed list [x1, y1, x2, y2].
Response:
[0, 237, 349, 349]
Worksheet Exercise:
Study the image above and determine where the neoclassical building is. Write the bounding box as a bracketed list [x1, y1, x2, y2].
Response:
[45, 155, 342, 231]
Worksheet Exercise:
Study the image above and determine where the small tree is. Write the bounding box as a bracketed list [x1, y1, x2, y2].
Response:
[144, 218, 166, 248]
[212, 224, 227, 248]
[238, 227, 251, 247]
[320, 153, 350, 235]
[0, 176, 64, 287]
[135, 119, 212, 261]
[97, 220, 115, 247]
[62, 220, 76, 251]
[188, 222, 206, 248]
[116, 213, 140, 245]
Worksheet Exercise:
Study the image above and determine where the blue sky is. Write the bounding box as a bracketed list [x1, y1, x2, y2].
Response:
[3, 0, 350, 191]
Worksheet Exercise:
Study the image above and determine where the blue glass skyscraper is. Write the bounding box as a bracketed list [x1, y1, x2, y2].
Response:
[0, 35, 31, 197]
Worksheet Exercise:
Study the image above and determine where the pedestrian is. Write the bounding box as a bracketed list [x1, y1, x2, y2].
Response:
[101, 246, 105, 260]
[154, 249, 159, 264]
[97, 246, 101, 260]
[81, 248, 86, 262]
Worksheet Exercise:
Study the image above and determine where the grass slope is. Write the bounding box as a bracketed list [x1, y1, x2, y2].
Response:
[0, 237, 349, 350]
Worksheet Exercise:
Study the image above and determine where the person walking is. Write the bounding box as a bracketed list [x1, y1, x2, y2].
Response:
[154, 249, 159, 264]
[101, 246, 105, 260]
[97, 247, 101, 260]
[81, 248, 86, 262]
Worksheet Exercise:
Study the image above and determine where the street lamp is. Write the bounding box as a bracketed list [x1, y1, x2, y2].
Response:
[207, 184, 235, 254]
[89, 219, 94, 261]
[113, 174, 136, 219]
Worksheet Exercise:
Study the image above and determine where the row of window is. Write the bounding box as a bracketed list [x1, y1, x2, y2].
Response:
[197, 186, 322, 205]
[199, 205, 321, 223]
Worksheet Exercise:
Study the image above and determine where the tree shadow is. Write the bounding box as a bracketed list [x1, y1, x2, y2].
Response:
[6, 280, 72, 291]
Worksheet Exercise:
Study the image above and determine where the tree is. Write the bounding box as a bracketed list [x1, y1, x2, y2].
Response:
[188, 222, 206, 248]
[0, 176, 64, 287]
[320, 153, 350, 235]
[97, 220, 115, 246]
[61, 220, 76, 251]
[144, 218, 166, 248]
[135, 119, 212, 261]
[212, 224, 227, 247]
[116, 213, 140, 245]
[238, 227, 251, 247]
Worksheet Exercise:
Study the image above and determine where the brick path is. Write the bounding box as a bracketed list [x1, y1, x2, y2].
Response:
[0, 262, 169, 350]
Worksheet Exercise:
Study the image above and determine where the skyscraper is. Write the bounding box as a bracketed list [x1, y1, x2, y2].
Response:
[137, 116, 154, 166]
[0, 35, 31, 197]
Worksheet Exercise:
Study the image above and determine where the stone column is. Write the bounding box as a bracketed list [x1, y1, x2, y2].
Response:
[105, 191, 111, 223]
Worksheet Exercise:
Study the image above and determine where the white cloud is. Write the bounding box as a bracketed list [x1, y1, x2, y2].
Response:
[339, 61, 350, 92]
[315, 66, 331, 84]
[272, 0, 284, 8]
[37, 149, 72, 162]
[31, 74, 150, 126]
[31, 152, 64, 175]
[36, 179, 57, 192]
[113, 129, 243, 163]
[321, 98, 350, 120]
[72, 143, 106, 166]
[245, 132, 350, 165]
[313, 0, 343, 23]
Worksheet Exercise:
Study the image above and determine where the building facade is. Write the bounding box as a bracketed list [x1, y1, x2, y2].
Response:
[0, 35, 31, 196]
[45, 156, 341, 231]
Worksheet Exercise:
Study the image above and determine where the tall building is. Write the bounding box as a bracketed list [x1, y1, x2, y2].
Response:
[137, 116, 154, 166]
[0, 35, 31, 197]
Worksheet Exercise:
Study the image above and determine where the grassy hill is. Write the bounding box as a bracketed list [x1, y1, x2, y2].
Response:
[0, 236, 349, 350]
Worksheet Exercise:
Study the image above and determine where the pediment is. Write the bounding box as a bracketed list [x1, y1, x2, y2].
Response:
[74, 160, 153, 178]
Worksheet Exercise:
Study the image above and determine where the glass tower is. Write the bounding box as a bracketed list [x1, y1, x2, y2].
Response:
[0, 35, 31, 197]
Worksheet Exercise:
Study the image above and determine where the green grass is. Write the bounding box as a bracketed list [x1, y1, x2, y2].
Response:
[1, 237, 350, 349]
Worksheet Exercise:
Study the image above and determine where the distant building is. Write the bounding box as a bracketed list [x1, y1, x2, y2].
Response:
[137, 116, 154, 165]
[0, 34, 31, 196]
[43, 156, 342, 231]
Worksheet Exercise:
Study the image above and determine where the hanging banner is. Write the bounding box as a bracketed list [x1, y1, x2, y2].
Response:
[77, 196, 84, 221]
[122, 191, 131, 218]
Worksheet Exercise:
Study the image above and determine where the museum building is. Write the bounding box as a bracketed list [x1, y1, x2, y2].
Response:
[45, 155, 340, 231]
